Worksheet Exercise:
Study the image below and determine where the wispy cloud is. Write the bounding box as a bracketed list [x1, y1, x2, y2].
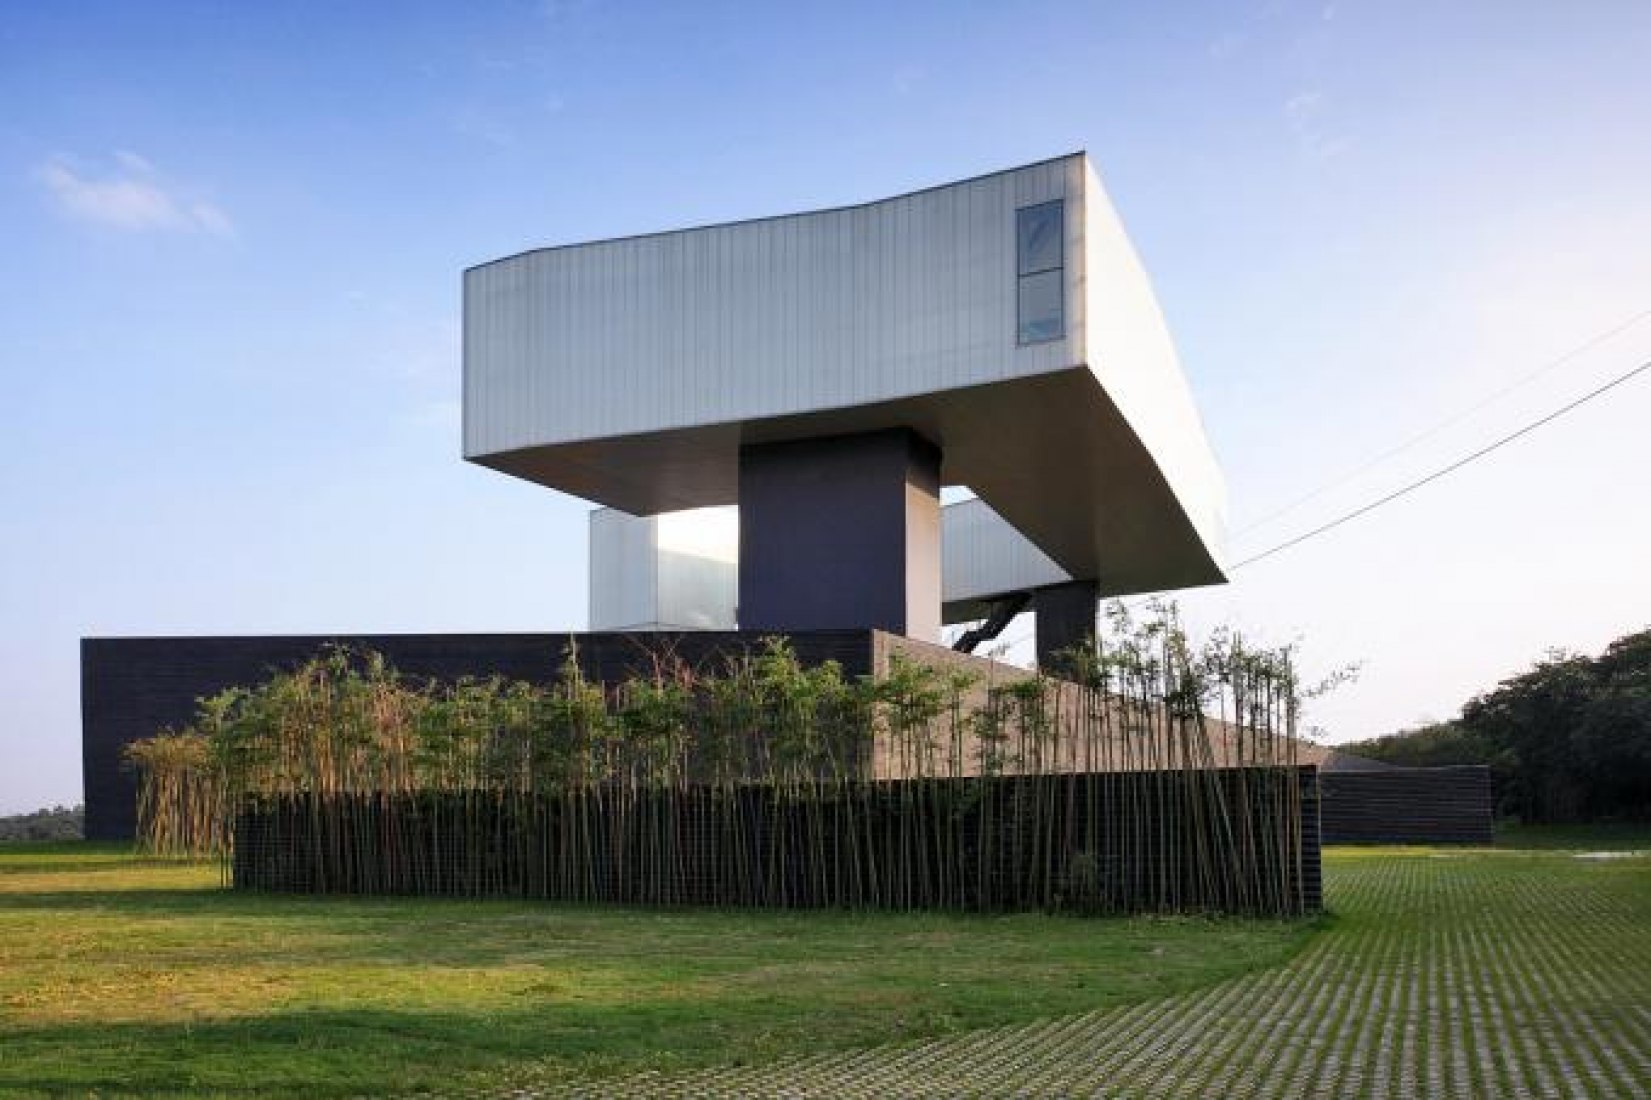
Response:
[1207, 32, 1247, 60]
[406, 397, 462, 435]
[1284, 89, 1325, 122]
[1285, 89, 1352, 160]
[892, 63, 927, 95]
[449, 101, 529, 149]
[346, 293, 460, 385]
[35, 152, 234, 236]
[540, 0, 593, 21]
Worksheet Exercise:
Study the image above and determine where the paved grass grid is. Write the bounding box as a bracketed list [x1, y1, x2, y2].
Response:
[3, 841, 1646, 1096]
[531, 849, 1651, 1098]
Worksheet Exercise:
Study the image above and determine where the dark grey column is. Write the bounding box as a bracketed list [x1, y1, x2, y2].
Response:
[738, 428, 941, 639]
[1034, 579, 1099, 678]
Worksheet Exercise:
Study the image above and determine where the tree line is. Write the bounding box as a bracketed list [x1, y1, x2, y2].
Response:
[1344, 627, 1650, 823]
[0, 805, 84, 842]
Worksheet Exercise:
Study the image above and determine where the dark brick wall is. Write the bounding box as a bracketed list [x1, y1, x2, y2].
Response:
[1301, 766, 1323, 911]
[82, 630, 876, 842]
[1320, 765, 1494, 845]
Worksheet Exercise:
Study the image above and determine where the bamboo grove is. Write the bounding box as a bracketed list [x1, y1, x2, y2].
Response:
[125, 605, 1323, 915]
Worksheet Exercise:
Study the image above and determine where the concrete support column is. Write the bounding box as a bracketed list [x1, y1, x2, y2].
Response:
[1034, 579, 1099, 678]
[738, 428, 941, 639]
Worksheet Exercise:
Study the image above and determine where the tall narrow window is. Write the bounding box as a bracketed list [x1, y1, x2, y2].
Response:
[1016, 200, 1064, 344]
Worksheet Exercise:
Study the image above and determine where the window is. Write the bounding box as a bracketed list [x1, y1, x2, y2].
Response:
[1018, 269, 1063, 344]
[1016, 200, 1064, 344]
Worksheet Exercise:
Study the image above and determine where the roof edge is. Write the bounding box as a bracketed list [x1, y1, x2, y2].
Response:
[463, 151, 1088, 275]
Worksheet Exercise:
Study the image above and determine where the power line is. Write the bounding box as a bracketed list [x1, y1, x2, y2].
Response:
[1230, 357, 1651, 571]
[1231, 306, 1651, 541]
[961, 347, 1651, 639]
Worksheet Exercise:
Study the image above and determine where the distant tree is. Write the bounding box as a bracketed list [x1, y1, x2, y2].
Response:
[0, 805, 85, 842]
[1571, 630, 1651, 821]
[1346, 628, 1651, 824]
[1459, 650, 1600, 822]
[1343, 720, 1493, 769]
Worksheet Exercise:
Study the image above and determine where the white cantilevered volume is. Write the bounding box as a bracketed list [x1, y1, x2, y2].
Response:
[467, 153, 1227, 643]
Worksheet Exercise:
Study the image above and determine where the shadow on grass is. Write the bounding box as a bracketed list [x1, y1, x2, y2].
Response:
[0, 1002, 735, 1097]
[0, 885, 546, 917]
[0, 841, 134, 855]
[0, 879, 1315, 930]
[0, 848, 1323, 1096]
[0, 860, 212, 879]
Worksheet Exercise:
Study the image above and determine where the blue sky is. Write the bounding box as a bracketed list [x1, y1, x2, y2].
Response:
[3, 1, 1650, 812]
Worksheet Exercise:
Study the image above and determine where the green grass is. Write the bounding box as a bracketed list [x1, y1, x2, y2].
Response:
[0, 842, 1313, 1097]
[9, 828, 1643, 1098]
[1495, 820, 1651, 850]
[567, 834, 1651, 1098]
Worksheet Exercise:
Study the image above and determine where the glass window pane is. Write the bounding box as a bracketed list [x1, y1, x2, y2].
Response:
[1017, 201, 1063, 275]
[1018, 269, 1063, 343]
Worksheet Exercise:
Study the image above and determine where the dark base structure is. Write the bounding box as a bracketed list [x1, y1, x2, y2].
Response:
[233, 768, 1323, 916]
[1320, 765, 1494, 845]
[1033, 580, 1101, 676]
[739, 428, 942, 639]
[82, 630, 880, 842]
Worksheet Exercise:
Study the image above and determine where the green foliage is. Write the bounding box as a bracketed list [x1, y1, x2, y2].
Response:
[1343, 720, 1495, 767]
[124, 610, 1320, 914]
[1346, 627, 1651, 823]
[0, 805, 83, 843]
[122, 733, 225, 857]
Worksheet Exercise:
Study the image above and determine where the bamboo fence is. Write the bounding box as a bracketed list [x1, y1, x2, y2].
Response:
[126, 606, 1321, 915]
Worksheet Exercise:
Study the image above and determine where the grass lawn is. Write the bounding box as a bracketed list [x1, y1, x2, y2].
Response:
[1495, 820, 1651, 850]
[0, 843, 1314, 1097]
[568, 834, 1651, 1097]
[8, 829, 1645, 1098]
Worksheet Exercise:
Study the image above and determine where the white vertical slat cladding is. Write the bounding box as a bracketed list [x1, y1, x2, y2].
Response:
[942, 498, 1070, 603]
[587, 507, 738, 632]
[464, 156, 1084, 459]
[588, 508, 660, 631]
[588, 500, 1073, 633]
